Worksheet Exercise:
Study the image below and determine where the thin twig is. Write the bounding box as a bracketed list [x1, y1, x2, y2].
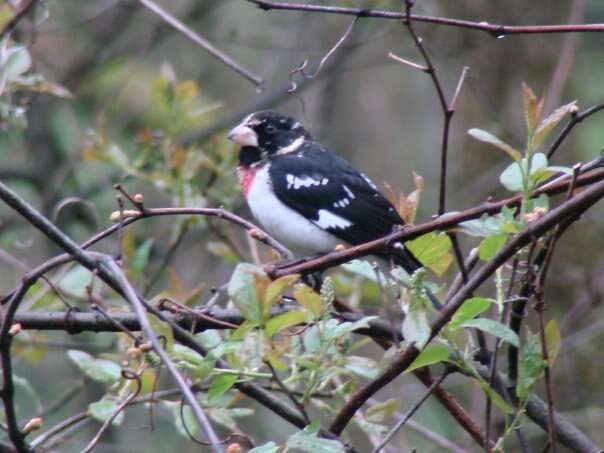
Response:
[81, 370, 142, 453]
[288, 17, 358, 92]
[372, 372, 448, 453]
[138, 0, 263, 87]
[265, 360, 310, 425]
[247, 1, 604, 37]
[0, 0, 37, 39]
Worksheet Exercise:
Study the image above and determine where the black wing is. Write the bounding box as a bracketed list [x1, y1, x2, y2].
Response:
[269, 143, 403, 245]
[268, 143, 423, 274]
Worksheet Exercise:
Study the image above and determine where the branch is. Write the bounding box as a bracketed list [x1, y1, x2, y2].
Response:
[0, 0, 38, 39]
[0, 181, 224, 452]
[247, 1, 604, 37]
[271, 164, 604, 278]
[138, 0, 263, 87]
[328, 176, 604, 436]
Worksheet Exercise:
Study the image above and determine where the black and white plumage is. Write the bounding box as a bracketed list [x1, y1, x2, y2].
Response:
[227, 111, 423, 274]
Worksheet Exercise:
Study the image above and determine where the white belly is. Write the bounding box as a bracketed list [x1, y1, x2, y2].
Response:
[246, 165, 340, 256]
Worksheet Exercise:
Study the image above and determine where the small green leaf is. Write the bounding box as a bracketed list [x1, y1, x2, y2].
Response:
[404, 344, 449, 374]
[468, 128, 522, 161]
[170, 403, 198, 439]
[228, 263, 265, 325]
[3, 45, 32, 81]
[286, 422, 346, 453]
[345, 356, 379, 380]
[208, 373, 238, 402]
[449, 297, 492, 330]
[460, 319, 519, 347]
[293, 284, 323, 318]
[67, 350, 121, 384]
[365, 399, 399, 423]
[325, 316, 377, 341]
[265, 310, 307, 338]
[517, 332, 546, 399]
[264, 274, 300, 318]
[479, 234, 508, 261]
[402, 306, 430, 349]
[147, 313, 174, 352]
[545, 319, 561, 367]
[532, 101, 577, 149]
[89, 398, 125, 425]
[499, 161, 524, 192]
[406, 232, 453, 276]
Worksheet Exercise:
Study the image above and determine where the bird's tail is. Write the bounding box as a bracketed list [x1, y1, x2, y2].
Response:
[390, 246, 443, 310]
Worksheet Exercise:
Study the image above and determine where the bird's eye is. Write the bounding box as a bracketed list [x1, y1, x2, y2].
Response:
[266, 124, 276, 133]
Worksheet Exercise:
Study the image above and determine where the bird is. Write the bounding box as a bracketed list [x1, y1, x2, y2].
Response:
[227, 111, 427, 282]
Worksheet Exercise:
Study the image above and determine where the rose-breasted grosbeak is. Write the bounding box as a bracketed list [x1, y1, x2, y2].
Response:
[227, 111, 424, 276]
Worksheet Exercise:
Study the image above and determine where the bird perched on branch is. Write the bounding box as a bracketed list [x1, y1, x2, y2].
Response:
[227, 111, 426, 280]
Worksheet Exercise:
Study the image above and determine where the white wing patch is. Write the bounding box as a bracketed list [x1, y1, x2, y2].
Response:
[316, 210, 352, 230]
[342, 185, 356, 199]
[286, 174, 329, 190]
[361, 173, 378, 190]
[333, 198, 351, 208]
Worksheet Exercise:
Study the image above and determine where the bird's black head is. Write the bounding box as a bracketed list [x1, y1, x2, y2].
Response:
[228, 112, 311, 163]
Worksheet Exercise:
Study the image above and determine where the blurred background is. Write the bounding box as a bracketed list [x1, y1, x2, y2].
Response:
[1, 0, 604, 451]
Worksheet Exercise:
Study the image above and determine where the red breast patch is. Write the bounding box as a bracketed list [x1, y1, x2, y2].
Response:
[237, 166, 257, 198]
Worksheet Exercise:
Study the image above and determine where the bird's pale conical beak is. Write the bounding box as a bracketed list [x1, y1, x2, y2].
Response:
[227, 124, 259, 147]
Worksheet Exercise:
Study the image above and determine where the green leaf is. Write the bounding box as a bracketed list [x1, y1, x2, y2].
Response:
[208, 373, 238, 402]
[402, 305, 430, 349]
[293, 284, 323, 318]
[324, 316, 377, 341]
[3, 45, 32, 81]
[249, 442, 280, 453]
[59, 266, 93, 298]
[365, 398, 399, 423]
[529, 165, 573, 186]
[517, 332, 546, 399]
[468, 128, 522, 161]
[406, 232, 453, 276]
[449, 297, 492, 330]
[545, 319, 561, 367]
[147, 312, 174, 352]
[89, 398, 125, 425]
[172, 344, 205, 367]
[67, 350, 121, 384]
[532, 101, 577, 149]
[345, 356, 379, 380]
[499, 153, 548, 192]
[341, 259, 382, 282]
[404, 344, 449, 374]
[169, 403, 198, 439]
[460, 319, 519, 347]
[286, 421, 346, 453]
[264, 274, 300, 318]
[479, 234, 508, 261]
[228, 263, 265, 325]
[265, 310, 307, 338]
[500, 161, 524, 192]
